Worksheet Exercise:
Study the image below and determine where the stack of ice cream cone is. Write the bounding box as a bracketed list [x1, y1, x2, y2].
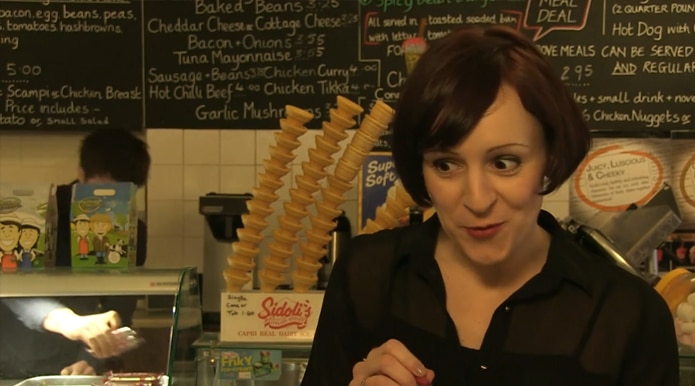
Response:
[224, 106, 313, 292]
[360, 180, 417, 235]
[292, 101, 395, 292]
[259, 96, 364, 292]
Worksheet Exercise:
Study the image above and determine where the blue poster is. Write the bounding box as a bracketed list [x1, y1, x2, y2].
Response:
[217, 349, 282, 381]
[358, 152, 398, 230]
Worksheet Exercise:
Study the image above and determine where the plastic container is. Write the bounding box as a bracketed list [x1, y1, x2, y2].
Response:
[655, 268, 695, 353]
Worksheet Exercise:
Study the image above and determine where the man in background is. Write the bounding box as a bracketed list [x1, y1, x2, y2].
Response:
[0, 128, 151, 377]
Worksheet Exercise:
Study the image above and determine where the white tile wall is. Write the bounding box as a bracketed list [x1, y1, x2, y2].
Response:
[0, 129, 572, 275]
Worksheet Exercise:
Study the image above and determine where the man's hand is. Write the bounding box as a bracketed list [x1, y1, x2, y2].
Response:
[43, 308, 122, 358]
[60, 360, 96, 375]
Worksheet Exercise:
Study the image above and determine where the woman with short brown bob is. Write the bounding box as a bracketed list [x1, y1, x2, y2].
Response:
[302, 26, 678, 386]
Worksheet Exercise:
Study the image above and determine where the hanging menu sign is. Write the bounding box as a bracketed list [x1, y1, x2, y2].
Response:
[142, 0, 365, 129]
[0, 0, 143, 130]
[357, 0, 695, 135]
[0, 0, 694, 132]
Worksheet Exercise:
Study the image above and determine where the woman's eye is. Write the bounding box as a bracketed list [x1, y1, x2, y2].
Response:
[493, 157, 520, 171]
[433, 160, 456, 173]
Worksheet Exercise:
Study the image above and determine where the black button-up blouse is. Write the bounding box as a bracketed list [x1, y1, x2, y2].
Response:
[301, 210, 679, 386]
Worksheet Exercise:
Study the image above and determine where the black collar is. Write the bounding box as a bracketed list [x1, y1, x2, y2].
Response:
[400, 210, 594, 296]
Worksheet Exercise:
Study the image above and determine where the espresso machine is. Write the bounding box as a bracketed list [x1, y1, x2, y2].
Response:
[199, 193, 251, 330]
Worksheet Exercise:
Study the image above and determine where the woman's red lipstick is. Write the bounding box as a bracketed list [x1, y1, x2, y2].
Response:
[464, 222, 504, 239]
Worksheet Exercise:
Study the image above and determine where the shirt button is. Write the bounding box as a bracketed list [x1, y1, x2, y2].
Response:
[504, 305, 511, 312]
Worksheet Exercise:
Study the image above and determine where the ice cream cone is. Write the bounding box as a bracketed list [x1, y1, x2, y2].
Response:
[327, 174, 352, 194]
[299, 241, 326, 261]
[246, 199, 273, 218]
[301, 160, 328, 180]
[268, 145, 296, 164]
[263, 158, 290, 178]
[306, 228, 332, 246]
[251, 187, 279, 205]
[224, 268, 253, 292]
[316, 201, 341, 221]
[296, 174, 321, 194]
[257, 173, 284, 193]
[291, 271, 318, 293]
[322, 121, 349, 143]
[259, 269, 285, 292]
[285, 105, 314, 126]
[329, 108, 356, 129]
[336, 95, 364, 118]
[321, 186, 347, 206]
[341, 145, 367, 167]
[315, 134, 341, 157]
[402, 36, 427, 75]
[334, 159, 360, 182]
[289, 187, 314, 207]
[308, 148, 334, 167]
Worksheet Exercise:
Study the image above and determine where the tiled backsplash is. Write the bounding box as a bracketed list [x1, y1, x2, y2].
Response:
[0, 129, 571, 273]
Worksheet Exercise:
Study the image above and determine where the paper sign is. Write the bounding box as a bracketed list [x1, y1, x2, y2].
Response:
[220, 292, 324, 343]
[358, 152, 398, 230]
[217, 349, 283, 381]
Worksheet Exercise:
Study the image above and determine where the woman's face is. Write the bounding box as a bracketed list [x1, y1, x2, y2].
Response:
[422, 85, 547, 266]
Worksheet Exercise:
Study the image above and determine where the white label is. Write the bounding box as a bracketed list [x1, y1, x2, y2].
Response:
[220, 292, 324, 343]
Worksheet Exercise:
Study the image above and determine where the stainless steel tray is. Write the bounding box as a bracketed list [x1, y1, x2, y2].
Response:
[12, 376, 103, 386]
[12, 375, 170, 386]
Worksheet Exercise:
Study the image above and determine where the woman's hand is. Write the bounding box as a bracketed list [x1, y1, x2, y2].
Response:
[350, 339, 435, 386]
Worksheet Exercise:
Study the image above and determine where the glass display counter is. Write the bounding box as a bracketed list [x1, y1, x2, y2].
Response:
[192, 333, 310, 386]
[0, 267, 202, 386]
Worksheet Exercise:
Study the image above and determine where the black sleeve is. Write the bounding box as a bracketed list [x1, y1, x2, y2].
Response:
[136, 219, 147, 266]
[618, 288, 679, 386]
[0, 298, 65, 331]
[55, 183, 75, 267]
[301, 244, 364, 386]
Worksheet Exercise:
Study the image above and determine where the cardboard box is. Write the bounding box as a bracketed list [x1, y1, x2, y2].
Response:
[0, 183, 57, 269]
[70, 183, 138, 269]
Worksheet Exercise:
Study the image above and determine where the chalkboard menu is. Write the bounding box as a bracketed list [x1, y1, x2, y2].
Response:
[1, 0, 694, 132]
[0, 0, 143, 130]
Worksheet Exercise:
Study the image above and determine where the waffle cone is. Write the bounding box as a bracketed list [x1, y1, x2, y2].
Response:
[292, 271, 318, 293]
[327, 174, 352, 193]
[259, 269, 285, 292]
[334, 159, 360, 182]
[329, 108, 355, 129]
[315, 134, 341, 156]
[308, 148, 333, 167]
[336, 95, 364, 118]
[268, 145, 296, 164]
[289, 187, 314, 207]
[285, 105, 314, 125]
[224, 269, 253, 292]
[296, 174, 321, 194]
[300, 241, 326, 261]
[301, 161, 327, 180]
[322, 121, 349, 143]
[321, 186, 347, 206]
[306, 228, 332, 245]
[246, 199, 273, 218]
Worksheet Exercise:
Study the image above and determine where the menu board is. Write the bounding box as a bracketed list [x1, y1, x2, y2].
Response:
[0, 0, 143, 130]
[1, 0, 694, 132]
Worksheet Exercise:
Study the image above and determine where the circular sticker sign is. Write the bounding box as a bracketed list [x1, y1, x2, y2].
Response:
[680, 154, 695, 209]
[574, 145, 663, 211]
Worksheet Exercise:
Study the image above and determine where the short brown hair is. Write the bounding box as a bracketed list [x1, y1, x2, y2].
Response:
[391, 26, 591, 206]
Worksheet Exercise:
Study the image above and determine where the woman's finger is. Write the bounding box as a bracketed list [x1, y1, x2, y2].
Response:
[368, 339, 428, 378]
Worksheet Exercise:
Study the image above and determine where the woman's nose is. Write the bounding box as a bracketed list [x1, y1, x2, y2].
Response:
[462, 171, 497, 215]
